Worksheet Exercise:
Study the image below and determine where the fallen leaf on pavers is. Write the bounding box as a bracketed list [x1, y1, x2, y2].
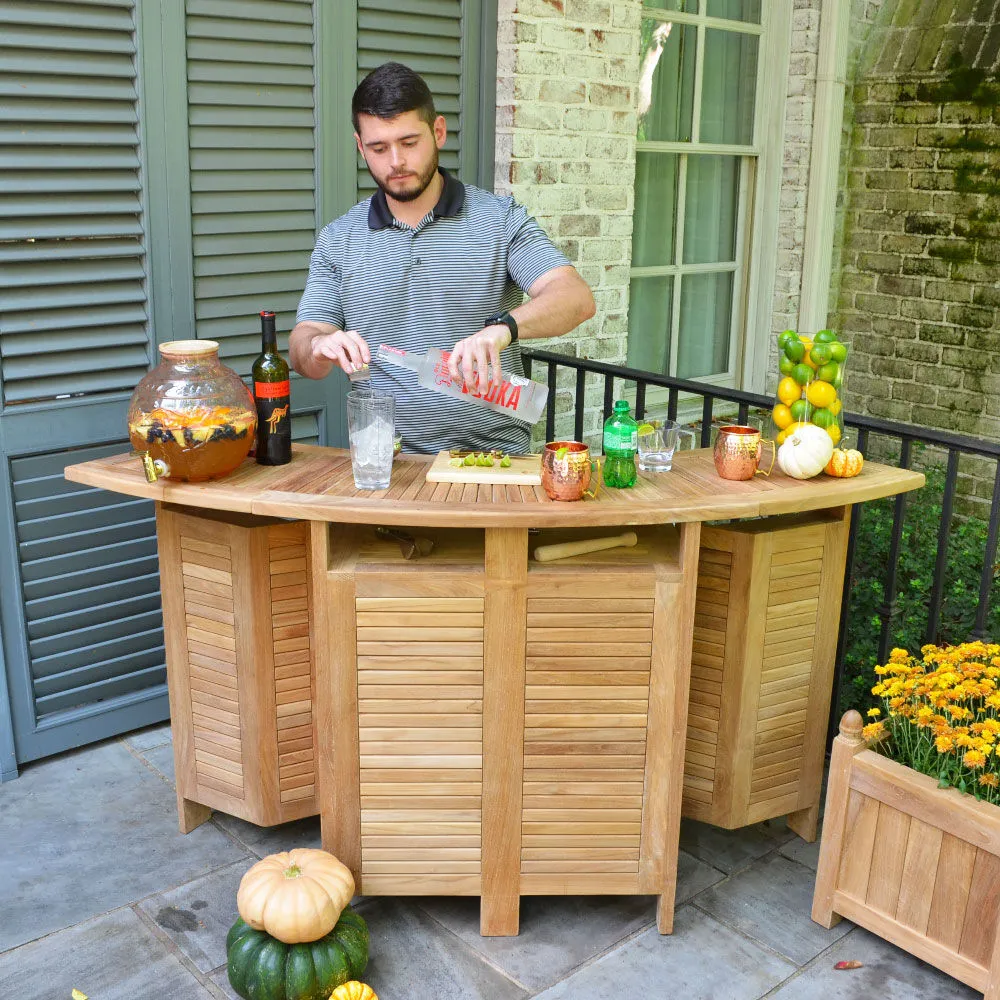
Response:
[833, 960, 863, 970]
[72, 990, 89, 999]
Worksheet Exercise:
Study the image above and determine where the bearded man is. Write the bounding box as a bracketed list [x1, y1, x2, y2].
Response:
[289, 61, 595, 455]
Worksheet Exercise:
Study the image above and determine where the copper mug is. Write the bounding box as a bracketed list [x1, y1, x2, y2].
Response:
[541, 441, 600, 501]
[713, 425, 776, 481]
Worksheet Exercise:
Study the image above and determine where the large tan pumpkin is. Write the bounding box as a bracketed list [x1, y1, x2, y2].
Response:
[237, 848, 355, 944]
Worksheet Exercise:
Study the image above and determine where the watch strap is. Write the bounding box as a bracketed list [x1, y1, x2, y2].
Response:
[485, 311, 518, 344]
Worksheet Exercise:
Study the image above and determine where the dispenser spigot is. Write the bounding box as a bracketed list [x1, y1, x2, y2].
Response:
[141, 453, 169, 483]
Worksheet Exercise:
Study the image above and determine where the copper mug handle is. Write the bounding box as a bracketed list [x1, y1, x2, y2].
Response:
[756, 439, 776, 477]
[583, 458, 601, 500]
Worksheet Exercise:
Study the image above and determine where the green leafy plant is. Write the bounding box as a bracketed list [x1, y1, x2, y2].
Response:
[839, 463, 1000, 717]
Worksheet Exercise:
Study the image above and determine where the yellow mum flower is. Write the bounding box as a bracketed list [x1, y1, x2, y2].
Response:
[936, 735, 955, 753]
[979, 773, 999, 789]
[862, 721, 886, 743]
[964, 750, 987, 769]
[867, 707, 881, 718]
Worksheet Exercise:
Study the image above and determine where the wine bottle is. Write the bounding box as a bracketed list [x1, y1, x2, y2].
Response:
[252, 310, 292, 465]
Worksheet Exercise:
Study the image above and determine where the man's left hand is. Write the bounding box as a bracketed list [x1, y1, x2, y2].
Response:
[448, 325, 511, 395]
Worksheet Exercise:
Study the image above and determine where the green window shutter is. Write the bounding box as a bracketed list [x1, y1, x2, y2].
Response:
[10, 443, 164, 721]
[355, 0, 467, 199]
[187, 0, 318, 376]
[0, 0, 150, 404]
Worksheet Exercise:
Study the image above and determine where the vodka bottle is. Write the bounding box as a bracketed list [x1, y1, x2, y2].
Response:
[375, 344, 548, 425]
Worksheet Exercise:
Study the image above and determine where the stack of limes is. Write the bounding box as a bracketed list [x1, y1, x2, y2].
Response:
[771, 329, 848, 446]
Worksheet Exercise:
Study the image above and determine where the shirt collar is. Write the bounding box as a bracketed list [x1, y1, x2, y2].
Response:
[367, 168, 465, 230]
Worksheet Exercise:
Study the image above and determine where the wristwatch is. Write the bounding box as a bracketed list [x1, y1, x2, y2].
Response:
[484, 310, 518, 344]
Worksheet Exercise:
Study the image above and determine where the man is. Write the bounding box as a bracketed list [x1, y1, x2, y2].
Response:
[289, 61, 595, 455]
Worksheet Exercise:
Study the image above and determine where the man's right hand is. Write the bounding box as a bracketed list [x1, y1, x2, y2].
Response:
[290, 322, 370, 379]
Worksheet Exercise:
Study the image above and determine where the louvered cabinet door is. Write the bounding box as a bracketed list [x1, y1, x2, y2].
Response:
[520, 592, 654, 895]
[351, 531, 487, 896]
[156, 506, 317, 829]
[682, 509, 851, 837]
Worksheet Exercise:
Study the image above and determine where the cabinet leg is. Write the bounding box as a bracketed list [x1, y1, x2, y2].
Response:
[480, 895, 520, 937]
[656, 893, 675, 934]
[787, 802, 820, 843]
[178, 794, 212, 833]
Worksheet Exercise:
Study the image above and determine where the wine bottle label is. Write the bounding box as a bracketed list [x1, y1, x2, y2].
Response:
[255, 381, 290, 439]
[255, 380, 290, 399]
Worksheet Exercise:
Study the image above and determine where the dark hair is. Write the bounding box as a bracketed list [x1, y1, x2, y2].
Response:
[352, 62, 437, 133]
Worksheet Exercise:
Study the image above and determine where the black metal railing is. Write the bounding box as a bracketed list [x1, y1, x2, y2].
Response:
[523, 348, 1000, 742]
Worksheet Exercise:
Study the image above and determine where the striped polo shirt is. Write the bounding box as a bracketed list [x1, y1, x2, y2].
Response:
[296, 169, 569, 455]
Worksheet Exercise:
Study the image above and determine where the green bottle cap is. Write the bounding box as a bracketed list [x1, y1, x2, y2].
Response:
[614, 399, 630, 413]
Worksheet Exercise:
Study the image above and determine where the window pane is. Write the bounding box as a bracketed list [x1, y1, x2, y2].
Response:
[701, 29, 758, 145]
[627, 276, 673, 375]
[645, 0, 698, 10]
[637, 22, 696, 143]
[706, 0, 761, 22]
[632, 153, 679, 268]
[678, 272, 733, 378]
[683, 156, 739, 264]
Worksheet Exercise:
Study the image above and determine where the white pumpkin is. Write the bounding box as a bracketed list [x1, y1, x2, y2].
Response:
[777, 424, 834, 480]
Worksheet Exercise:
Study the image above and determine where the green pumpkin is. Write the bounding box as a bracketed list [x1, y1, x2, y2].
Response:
[226, 905, 369, 1000]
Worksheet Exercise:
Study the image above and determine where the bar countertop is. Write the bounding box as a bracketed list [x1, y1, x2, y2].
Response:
[65, 444, 926, 528]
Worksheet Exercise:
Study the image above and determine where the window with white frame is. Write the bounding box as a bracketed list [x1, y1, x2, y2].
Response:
[630, 0, 765, 388]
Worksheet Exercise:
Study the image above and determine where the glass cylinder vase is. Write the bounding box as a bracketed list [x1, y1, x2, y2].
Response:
[771, 330, 849, 449]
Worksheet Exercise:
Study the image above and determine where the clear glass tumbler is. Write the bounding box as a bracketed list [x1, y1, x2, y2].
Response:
[637, 419, 695, 472]
[347, 388, 395, 490]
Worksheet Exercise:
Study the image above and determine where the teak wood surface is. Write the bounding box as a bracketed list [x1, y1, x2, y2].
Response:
[683, 508, 851, 842]
[64, 444, 925, 527]
[65, 445, 924, 937]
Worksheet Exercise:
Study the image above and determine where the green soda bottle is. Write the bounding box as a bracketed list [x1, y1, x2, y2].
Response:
[603, 399, 638, 488]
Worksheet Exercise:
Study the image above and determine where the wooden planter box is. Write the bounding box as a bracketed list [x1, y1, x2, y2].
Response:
[814, 712, 1000, 999]
[682, 508, 850, 841]
[156, 505, 316, 832]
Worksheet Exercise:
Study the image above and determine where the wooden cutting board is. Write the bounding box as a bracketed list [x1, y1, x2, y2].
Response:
[425, 450, 542, 485]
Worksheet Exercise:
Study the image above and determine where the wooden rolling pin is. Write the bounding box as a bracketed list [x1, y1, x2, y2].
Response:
[533, 531, 638, 563]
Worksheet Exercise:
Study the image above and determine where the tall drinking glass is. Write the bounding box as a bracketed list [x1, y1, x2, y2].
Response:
[347, 389, 395, 490]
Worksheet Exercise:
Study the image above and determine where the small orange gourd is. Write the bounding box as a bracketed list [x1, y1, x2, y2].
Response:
[825, 448, 863, 478]
[329, 983, 378, 1000]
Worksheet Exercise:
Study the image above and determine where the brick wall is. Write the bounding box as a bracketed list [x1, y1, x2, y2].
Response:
[771, 0, 823, 349]
[828, 0, 888, 320]
[495, 0, 644, 446]
[835, 0, 1000, 512]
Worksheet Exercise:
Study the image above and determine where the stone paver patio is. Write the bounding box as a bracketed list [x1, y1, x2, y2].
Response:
[0, 723, 978, 999]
